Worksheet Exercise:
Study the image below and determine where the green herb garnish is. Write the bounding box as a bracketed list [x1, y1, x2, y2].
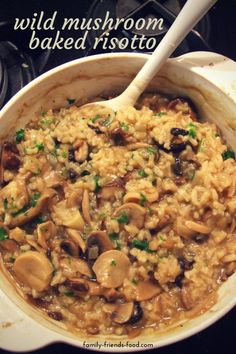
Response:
[16, 129, 25, 143]
[67, 98, 76, 105]
[31, 192, 41, 207]
[35, 143, 44, 152]
[120, 122, 129, 131]
[9, 256, 15, 263]
[138, 169, 148, 178]
[109, 232, 119, 240]
[115, 241, 121, 250]
[12, 205, 30, 217]
[140, 193, 147, 206]
[41, 118, 53, 127]
[91, 114, 101, 123]
[131, 239, 155, 253]
[188, 123, 197, 138]
[111, 260, 117, 266]
[3, 198, 8, 210]
[117, 212, 129, 224]
[101, 117, 111, 127]
[94, 175, 101, 193]
[64, 291, 75, 297]
[146, 146, 157, 155]
[222, 149, 235, 161]
[155, 111, 167, 117]
[0, 227, 8, 241]
[131, 278, 138, 285]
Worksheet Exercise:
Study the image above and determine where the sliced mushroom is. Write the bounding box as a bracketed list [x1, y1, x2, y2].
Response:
[10, 188, 56, 227]
[99, 180, 124, 201]
[109, 128, 127, 145]
[27, 239, 45, 253]
[174, 218, 196, 239]
[52, 200, 85, 230]
[73, 140, 89, 162]
[114, 203, 146, 229]
[92, 250, 131, 288]
[65, 278, 89, 293]
[87, 231, 114, 260]
[9, 227, 26, 243]
[136, 280, 162, 301]
[60, 240, 79, 257]
[123, 192, 141, 204]
[43, 169, 64, 189]
[112, 302, 134, 324]
[66, 228, 86, 253]
[37, 221, 56, 249]
[82, 189, 91, 224]
[0, 142, 20, 183]
[67, 190, 83, 208]
[13, 251, 53, 291]
[61, 257, 92, 278]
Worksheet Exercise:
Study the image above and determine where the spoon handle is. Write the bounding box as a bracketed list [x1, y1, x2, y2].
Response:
[121, 0, 217, 105]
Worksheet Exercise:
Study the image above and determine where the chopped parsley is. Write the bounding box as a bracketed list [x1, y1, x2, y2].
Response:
[120, 122, 129, 131]
[111, 260, 117, 266]
[41, 118, 54, 127]
[0, 227, 9, 241]
[132, 239, 155, 253]
[93, 175, 101, 193]
[33, 215, 46, 224]
[188, 123, 197, 138]
[138, 169, 148, 178]
[3, 198, 8, 210]
[35, 143, 44, 152]
[31, 192, 41, 207]
[12, 205, 30, 217]
[222, 149, 235, 161]
[146, 146, 157, 155]
[9, 256, 15, 263]
[140, 193, 147, 206]
[90, 114, 100, 123]
[64, 290, 75, 297]
[155, 111, 167, 117]
[115, 241, 121, 250]
[159, 235, 167, 241]
[117, 212, 129, 224]
[41, 111, 46, 117]
[16, 129, 25, 143]
[131, 278, 138, 285]
[67, 98, 76, 105]
[101, 116, 111, 127]
[109, 232, 119, 240]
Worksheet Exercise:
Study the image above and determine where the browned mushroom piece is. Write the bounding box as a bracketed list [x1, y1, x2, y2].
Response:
[66, 228, 86, 253]
[10, 188, 56, 227]
[13, 251, 53, 292]
[82, 189, 91, 224]
[92, 250, 131, 288]
[60, 240, 79, 257]
[114, 203, 146, 229]
[87, 231, 114, 261]
[111, 302, 135, 324]
[65, 278, 89, 293]
[0, 142, 21, 183]
[37, 220, 57, 249]
[0, 178, 29, 214]
[167, 97, 197, 121]
[136, 280, 162, 301]
[109, 128, 127, 146]
[61, 257, 93, 277]
[99, 179, 124, 201]
[42, 169, 64, 189]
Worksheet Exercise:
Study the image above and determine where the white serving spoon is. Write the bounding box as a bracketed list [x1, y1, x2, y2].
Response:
[85, 0, 217, 111]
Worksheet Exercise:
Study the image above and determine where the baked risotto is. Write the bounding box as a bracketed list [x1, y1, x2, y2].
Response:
[0, 94, 236, 337]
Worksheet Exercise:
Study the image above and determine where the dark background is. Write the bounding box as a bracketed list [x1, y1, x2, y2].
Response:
[0, 0, 236, 353]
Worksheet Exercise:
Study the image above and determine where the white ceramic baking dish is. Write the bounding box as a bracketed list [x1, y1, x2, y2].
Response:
[1, 51, 236, 352]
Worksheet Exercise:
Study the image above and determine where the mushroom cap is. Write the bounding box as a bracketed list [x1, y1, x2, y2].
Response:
[87, 231, 114, 257]
[115, 203, 146, 229]
[112, 302, 134, 324]
[136, 280, 162, 301]
[52, 200, 85, 230]
[92, 250, 131, 288]
[13, 251, 53, 292]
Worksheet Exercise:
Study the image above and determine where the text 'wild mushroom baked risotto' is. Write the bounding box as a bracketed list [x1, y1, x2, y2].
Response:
[0, 93, 236, 337]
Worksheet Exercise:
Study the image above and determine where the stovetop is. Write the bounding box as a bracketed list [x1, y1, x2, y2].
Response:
[0, 1, 236, 353]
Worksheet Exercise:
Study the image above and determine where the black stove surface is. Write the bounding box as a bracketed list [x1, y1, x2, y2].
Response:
[0, 1, 236, 353]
